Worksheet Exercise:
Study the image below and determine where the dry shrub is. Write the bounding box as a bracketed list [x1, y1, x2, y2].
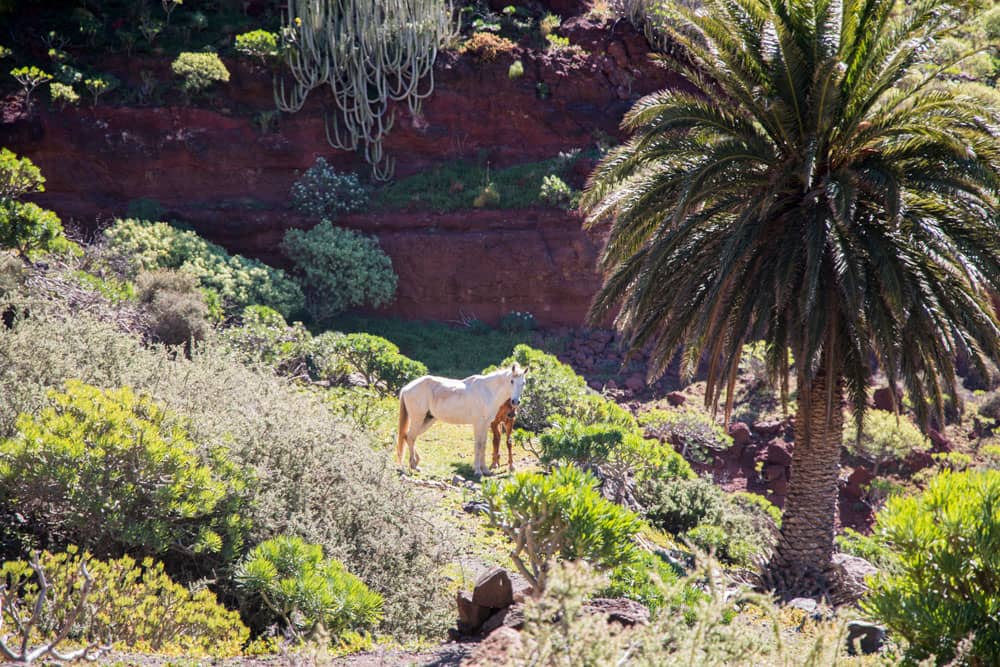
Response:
[460, 32, 517, 61]
[136, 269, 209, 347]
[0, 314, 456, 638]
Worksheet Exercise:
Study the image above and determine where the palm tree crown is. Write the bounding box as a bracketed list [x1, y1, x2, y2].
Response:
[583, 0, 1000, 585]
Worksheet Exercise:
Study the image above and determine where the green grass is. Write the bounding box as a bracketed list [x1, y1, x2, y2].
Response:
[374, 156, 578, 212]
[330, 315, 539, 378]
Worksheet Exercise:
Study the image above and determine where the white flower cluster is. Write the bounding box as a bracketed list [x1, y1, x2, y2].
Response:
[290, 157, 369, 219]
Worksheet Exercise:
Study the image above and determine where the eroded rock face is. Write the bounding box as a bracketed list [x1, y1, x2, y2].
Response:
[0, 18, 678, 326]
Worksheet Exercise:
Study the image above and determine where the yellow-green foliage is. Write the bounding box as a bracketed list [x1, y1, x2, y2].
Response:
[639, 407, 733, 463]
[235, 536, 383, 638]
[863, 470, 1000, 664]
[103, 218, 304, 318]
[843, 409, 929, 473]
[171, 51, 229, 95]
[482, 465, 642, 591]
[460, 31, 517, 60]
[235, 29, 280, 62]
[0, 381, 249, 559]
[1, 548, 248, 657]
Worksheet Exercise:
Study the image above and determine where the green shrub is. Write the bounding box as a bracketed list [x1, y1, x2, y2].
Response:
[289, 158, 368, 219]
[539, 13, 561, 37]
[0, 147, 44, 201]
[499, 310, 536, 333]
[982, 6, 1000, 41]
[235, 535, 383, 638]
[0, 201, 68, 258]
[136, 269, 210, 348]
[508, 59, 524, 79]
[4, 548, 249, 656]
[863, 470, 1000, 664]
[843, 409, 929, 474]
[639, 407, 733, 463]
[235, 29, 280, 63]
[835, 527, 891, 568]
[538, 174, 577, 208]
[483, 464, 641, 591]
[83, 73, 118, 105]
[0, 314, 454, 638]
[171, 52, 229, 97]
[48, 81, 78, 107]
[126, 197, 164, 221]
[104, 218, 304, 318]
[333, 332, 426, 395]
[640, 476, 726, 534]
[10, 66, 51, 109]
[600, 550, 680, 614]
[280, 221, 397, 323]
[0, 381, 249, 560]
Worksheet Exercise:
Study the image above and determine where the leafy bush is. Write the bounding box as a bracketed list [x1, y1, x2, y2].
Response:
[235, 535, 383, 638]
[126, 197, 164, 221]
[508, 59, 524, 78]
[460, 32, 517, 60]
[538, 174, 578, 208]
[10, 66, 51, 109]
[281, 221, 397, 323]
[0, 147, 44, 200]
[83, 73, 118, 105]
[48, 81, 78, 107]
[289, 158, 368, 219]
[104, 218, 304, 318]
[5, 548, 249, 656]
[982, 5, 1000, 41]
[136, 269, 210, 348]
[333, 332, 426, 395]
[171, 52, 229, 96]
[0, 314, 454, 637]
[499, 310, 535, 333]
[483, 464, 641, 591]
[221, 305, 316, 377]
[639, 407, 733, 463]
[863, 470, 1000, 664]
[235, 29, 280, 63]
[636, 477, 776, 565]
[0, 381, 249, 560]
[843, 409, 929, 474]
[0, 201, 68, 258]
[539, 13, 561, 37]
[600, 550, 681, 614]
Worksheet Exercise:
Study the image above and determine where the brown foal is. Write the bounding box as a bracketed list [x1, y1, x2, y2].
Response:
[490, 399, 517, 472]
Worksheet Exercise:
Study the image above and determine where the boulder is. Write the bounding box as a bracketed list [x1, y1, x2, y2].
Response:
[753, 420, 784, 439]
[480, 603, 525, 635]
[764, 442, 793, 466]
[457, 590, 493, 633]
[462, 626, 525, 667]
[928, 428, 953, 454]
[728, 422, 752, 447]
[762, 463, 786, 482]
[843, 467, 875, 500]
[666, 391, 686, 407]
[846, 620, 886, 655]
[624, 373, 645, 393]
[583, 598, 650, 626]
[902, 449, 934, 475]
[473, 567, 514, 609]
[872, 386, 900, 412]
[831, 553, 879, 604]
[787, 597, 819, 615]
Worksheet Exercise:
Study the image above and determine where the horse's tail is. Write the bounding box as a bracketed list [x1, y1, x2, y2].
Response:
[396, 394, 409, 466]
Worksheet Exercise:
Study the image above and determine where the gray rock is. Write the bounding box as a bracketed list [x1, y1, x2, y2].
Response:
[584, 597, 650, 626]
[787, 597, 818, 614]
[473, 567, 514, 609]
[846, 620, 886, 655]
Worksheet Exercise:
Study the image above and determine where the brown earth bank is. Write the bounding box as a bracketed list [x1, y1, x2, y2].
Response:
[0, 13, 677, 326]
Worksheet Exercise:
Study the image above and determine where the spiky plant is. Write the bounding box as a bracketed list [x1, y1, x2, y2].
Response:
[583, 0, 1000, 593]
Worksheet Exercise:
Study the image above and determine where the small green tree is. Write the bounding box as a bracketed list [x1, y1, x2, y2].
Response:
[0, 147, 44, 201]
[235, 29, 280, 65]
[281, 221, 397, 323]
[10, 66, 51, 110]
[483, 464, 642, 591]
[171, 52, 229, 99]
[83, 74, 119, 106]
[49, 82, 79, 108]
[0, 381, 249, 559]
[863, 470, 1000, 665]
[234, 535, 383, 639]
[0, 201, 67, 258]
[333, 332, 426, 395]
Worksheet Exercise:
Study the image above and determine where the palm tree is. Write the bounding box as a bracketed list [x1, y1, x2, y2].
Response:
[582, 0, 1000, 593]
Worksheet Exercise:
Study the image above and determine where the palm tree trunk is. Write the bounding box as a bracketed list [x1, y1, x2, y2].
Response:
[770, 364, 844, 593]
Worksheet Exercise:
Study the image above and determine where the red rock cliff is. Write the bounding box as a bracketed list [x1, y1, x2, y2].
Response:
[0, 16, 675, 326]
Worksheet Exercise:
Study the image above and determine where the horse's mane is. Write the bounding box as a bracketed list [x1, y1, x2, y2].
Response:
[464, 363, 523, 383]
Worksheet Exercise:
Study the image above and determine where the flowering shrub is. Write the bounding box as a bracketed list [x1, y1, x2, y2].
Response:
[280, 221, 396, 323]
[290, 158, 368, 219]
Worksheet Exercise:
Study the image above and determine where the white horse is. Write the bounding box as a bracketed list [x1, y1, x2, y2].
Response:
[396, 363, 527, 477]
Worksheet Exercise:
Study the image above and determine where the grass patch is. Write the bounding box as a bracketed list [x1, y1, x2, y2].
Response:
[374, 156, 579, 212]
[330, 315, 537, 378]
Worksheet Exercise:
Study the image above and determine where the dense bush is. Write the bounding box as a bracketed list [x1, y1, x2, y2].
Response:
[171, 52, 229, 97]
[0, 150, 70, 258]
[332, 332, 426, 395]
[104, 219, 304, 318]
[234, 29, 280, 63]
[538, 174, 578, 208]
[3, 548, 249, 656]
[483, 464, 641, 591]
[636, 477, 777, 566]
[0, 381, 249, 560]
[460, 32, 516, 60]
[843, 409, 930, 474]
[492, 344, 635, 432]
[280, 221, 397, 323]
[863, 470, 1000, 664]
[221, 305, 315, 377]
[289, 158, 368, 219]
[0, 314, 454, 637]
[639, 407, 733, 463]
[49, 81, 79, 107]
[235, 535, 383, 638]
[136, 269, 210, 347]
[0, 147, 44, 200]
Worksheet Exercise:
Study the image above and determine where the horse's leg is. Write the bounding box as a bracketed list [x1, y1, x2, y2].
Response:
[490, 415, 502, 470]
[505, 420, 514, 472]
[473, 418, 490, 477]
[406, 416, 436, 471]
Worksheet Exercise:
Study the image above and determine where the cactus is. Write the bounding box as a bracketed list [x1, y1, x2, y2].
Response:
[276, 0, 457, 180]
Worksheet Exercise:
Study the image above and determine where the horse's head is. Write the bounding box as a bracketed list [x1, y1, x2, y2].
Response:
[509, 362, 527, 406]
